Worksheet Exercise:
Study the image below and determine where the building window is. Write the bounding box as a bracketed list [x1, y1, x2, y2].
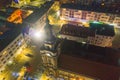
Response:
[3, 61, 6, 64]
[2, 51, 7, 55]
[1, 58, 4, 61]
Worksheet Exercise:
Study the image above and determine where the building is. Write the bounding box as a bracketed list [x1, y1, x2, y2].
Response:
[60, 4, 120, 28]
[88, 23, 115, 47]
[0, 21, 29, 72]
[40, 39, 120, 80]
[23, 1, 54, 30]
[58, 40, 120, 80]
[0, 1, 54, 73]
[59, 23, 115, 47]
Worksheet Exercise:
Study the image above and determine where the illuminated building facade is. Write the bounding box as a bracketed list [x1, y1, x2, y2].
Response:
[0, 22, 29, 72]
[59, 23, 115, 47]
[0, 1, 54, 73]
[60, 4, 120, 28]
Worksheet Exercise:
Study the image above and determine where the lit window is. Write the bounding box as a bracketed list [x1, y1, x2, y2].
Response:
[3, 51, 7, 55]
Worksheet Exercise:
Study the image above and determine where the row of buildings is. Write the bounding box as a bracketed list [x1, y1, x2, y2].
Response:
[60, 4, 120, 27]
[40, 1, 120, 80]
[40, 37, 120, 80]
[0, 1, 119, 80]
[59, 23, 115, 47]
[0, 1, 54, 73]
[0, 22, 28, 72]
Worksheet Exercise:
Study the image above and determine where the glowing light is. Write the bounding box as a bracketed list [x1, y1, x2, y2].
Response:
[32, 29, 45, 40]
[57, 10, 60, 16]
[12, 72, 19, 77]
[93, 21, 100, 24]
[18, 41, 21, 46]
[34, 31, 42, 39]
[109, 23, 116, 26]
[8, 60, 13, 64]
[82, 42, 86, 44]
[3, 51, 7, 55]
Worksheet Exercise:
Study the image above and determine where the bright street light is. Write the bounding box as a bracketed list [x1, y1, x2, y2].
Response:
[34, 31, 42, 38]
[33, 30, 45, 40]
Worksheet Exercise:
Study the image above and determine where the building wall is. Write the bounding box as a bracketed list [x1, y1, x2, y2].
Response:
[57, 69, 95, 80]
[88, 35, 113, 47]
[40, 50, 96, 80]
[60, 8, 120, 27]
[59, 34, 88, 43]
[59, 31, 113, 47]
[41, 54, 57, 68]
[0, 33, 28, 72]
[58, 53, 120, 80]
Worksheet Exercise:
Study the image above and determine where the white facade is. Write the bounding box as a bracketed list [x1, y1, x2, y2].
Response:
[0, 33, 29, 72]
[88, 35, 113, 47]
[60, 8, 120, 27]
[59, 34, 113, 47]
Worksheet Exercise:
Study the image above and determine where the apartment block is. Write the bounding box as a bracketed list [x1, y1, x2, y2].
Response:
[59, 23, 115, 47]
[60, 4, 120, 27]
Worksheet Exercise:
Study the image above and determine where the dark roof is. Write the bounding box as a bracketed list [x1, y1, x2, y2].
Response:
[60, 24, 95, 38]
[61, 3, 120, 15]
[90, 23, 115, 36]
[0, 11, 9, 17]
[0, 20, 6, 26]
[24, 1, 54, 24]
[6, 7, 19, 14]
[0, 11, 10, 20]
[58, 40, 120, 80]
[0, 21, 22, 52]
[21, 5, 39, 11]
[60, 23, 115, 37]
[60, 40, 120, 66]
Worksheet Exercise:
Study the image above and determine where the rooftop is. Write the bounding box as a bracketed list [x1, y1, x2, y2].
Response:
[60, 23, 115, 37]
[0, 20, 22, 52]
[59, 40, 120, 66]
[90, 23, 115, 36]
[58, 40, 120, 80]
[0, 11, 9, 19]
[61, 3, 120, 15]
[24, 1, 54, 24]
[60, 24, 95, 38]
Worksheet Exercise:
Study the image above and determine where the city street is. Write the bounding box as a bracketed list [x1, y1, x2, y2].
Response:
[0, 45, 43, 80]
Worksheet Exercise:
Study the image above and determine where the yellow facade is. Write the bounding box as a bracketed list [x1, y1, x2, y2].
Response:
[7, 9, 22, 24]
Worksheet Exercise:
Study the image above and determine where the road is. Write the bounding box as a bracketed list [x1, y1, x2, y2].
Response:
[0, 45, 43, 80]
